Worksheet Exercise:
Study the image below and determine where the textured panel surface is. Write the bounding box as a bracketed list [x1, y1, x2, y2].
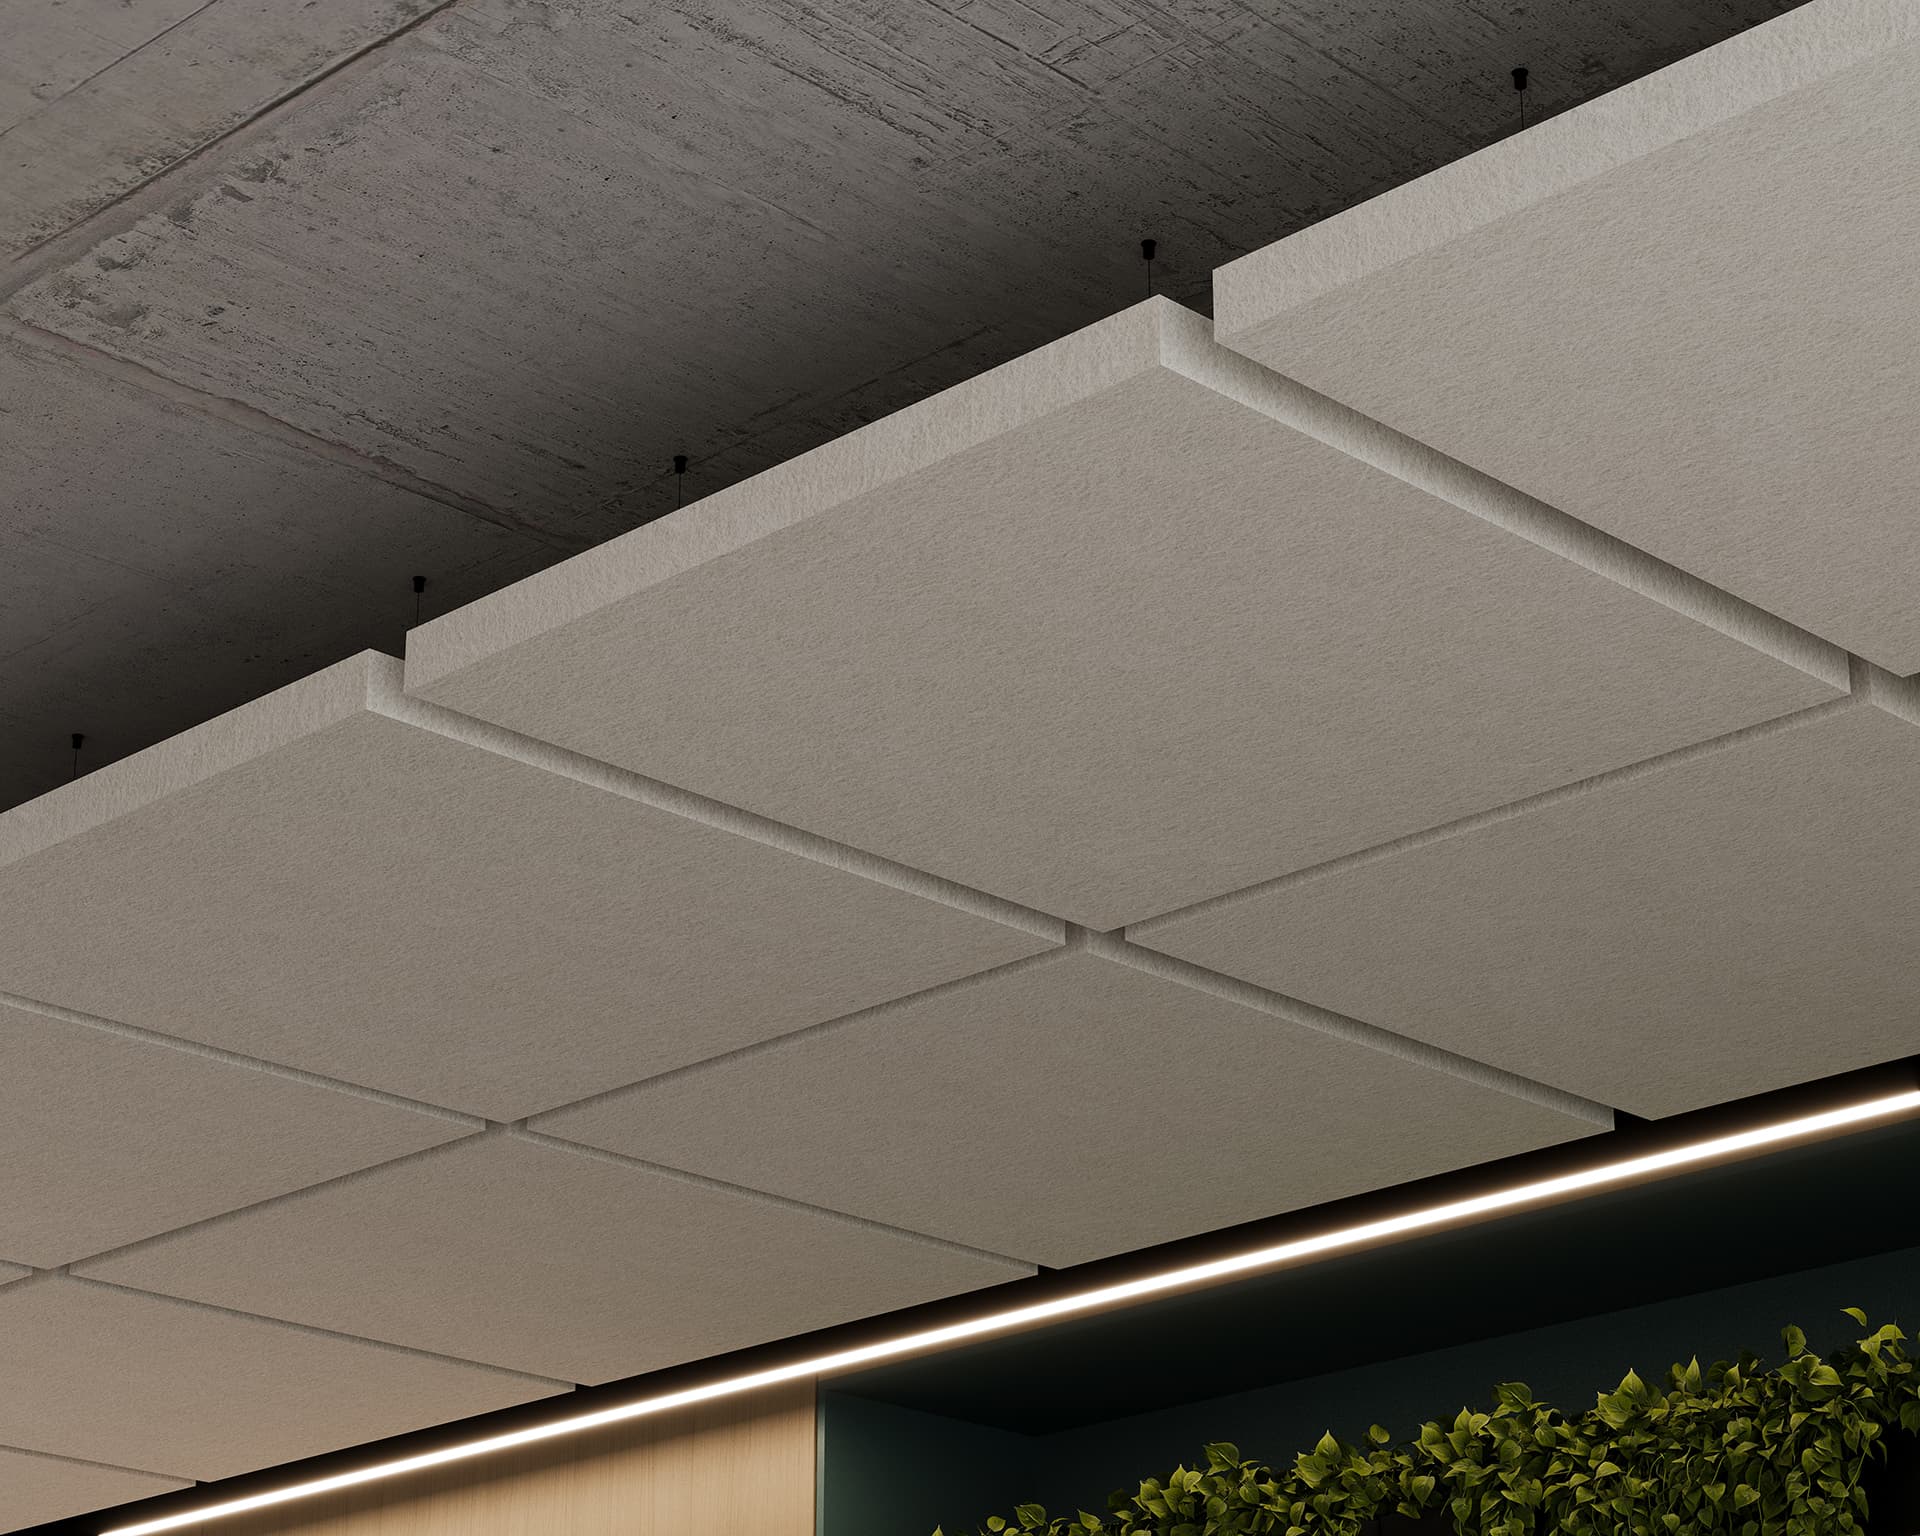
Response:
[0, 1446, 187, 1534]
[408, 300, 1835, 928]
[0, 1277, 561, 1481]
[532, 947, 1601, 1267]
[0, 996, 472, 1267]
[0, 1262, 26, 1285]
[80, 1134, 1031, 1384]
[1136, 699, 1920, 1118]
[0, 652, 1052, 1120]
[1215, 0, 1920, 668]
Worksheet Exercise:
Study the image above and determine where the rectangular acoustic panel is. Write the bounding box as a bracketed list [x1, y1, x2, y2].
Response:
[531, 942, 1605, 1268]
[0, 1446, 188, 1534]
[0, 1277, 561, 1481]
[1134, 694, 1920, 1118]
[0, 652, 1054, 1121]
[80, 1134, 1031, 1384]
[407, 299, 1838, 929]
[0, 995, 473, 1267]
[1215, 0, 1920, 668]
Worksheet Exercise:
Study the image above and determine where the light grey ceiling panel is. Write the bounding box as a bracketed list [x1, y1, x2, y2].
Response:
[0, 1446, 188, 1535]
[0, 1276, 561, 1482]
[0, 651, 1055, 1121]
[0, 995, 473, 1268]
[1215, 0, 1920, 668]
[79, 1134, 1032, 1385]
[1136, 692, 1920, 1117]
[531, 942, 1605, 1268]
[407, 299, 1838, 929]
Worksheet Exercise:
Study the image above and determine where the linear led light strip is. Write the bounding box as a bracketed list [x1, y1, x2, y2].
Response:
[106, 1088, 1920, 1535]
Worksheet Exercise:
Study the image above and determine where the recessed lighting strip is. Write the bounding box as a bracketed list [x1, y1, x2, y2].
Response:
[104, 1088, 1920, 1535]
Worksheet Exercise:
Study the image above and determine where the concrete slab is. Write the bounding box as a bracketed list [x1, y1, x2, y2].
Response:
[1215, 0, 1920, 668]
[80, 1133, 1032, 1384]
[408, 299, 1838, 928]
[0, 1446, 188, 1535]
[0, 0, 442, 256]
[1135, 692, 1920, 1118]
[0, 994, 475, 1268]
[0, 1276, 561, 1481]
[0, 331, 559, 813]
[531, 942, 1605, 1268]
[0, 651, 1055, 1120]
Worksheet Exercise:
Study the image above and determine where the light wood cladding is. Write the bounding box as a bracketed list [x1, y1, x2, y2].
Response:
[183, 1381, 816, 1536]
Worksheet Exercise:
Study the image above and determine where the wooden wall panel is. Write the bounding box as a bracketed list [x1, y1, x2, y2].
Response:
[185, 1382, 815, 1536]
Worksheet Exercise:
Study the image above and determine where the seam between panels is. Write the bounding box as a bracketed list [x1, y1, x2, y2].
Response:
[1080, 930, 1613, 1127]
[373, 683, 1067, 946]
[60, 1273, 571, 1387]
[0, 1441, 191, 1485]
[1171, 326, 1847, 690]
[1128, 692, 1867, 937]
[522, 943, 1082, 1125]
[508, 1128, 1034, 1273]
[62, 1131, 501, 1276]
[0, 985, 483, 1129]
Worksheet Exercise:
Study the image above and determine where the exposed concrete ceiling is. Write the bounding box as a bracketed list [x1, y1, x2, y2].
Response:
[0, 0, 1804, 812]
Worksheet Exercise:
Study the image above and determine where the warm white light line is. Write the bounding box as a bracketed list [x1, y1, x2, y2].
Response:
[104, 1089, 1920, 1535]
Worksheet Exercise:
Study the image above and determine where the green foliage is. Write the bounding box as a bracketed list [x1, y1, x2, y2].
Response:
[941, 1311, 1920, 1536]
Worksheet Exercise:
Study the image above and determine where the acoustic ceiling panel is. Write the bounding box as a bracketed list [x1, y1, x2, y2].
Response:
[79, 1133, 1032, 1384]
[531, 943, 1605, 1268]
[0, 1262, 26, 1285]
[406, 299, 1839, 929]
[0, 652, 1054, 1121]
[0, 1277, 562, 1481]
[1214, 0, 1920, 669]
[0, 995, 474, 1268]
[1134, 693, 1920, 1119]
[0, 1446, 188, 1535]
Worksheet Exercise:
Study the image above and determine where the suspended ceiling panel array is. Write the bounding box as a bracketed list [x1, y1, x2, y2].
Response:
[1214, 0, 1920, 669]
[80, 1133, 1028, 1385]
[0, 995, 469, 1267]
[9, 0, 1919, 1526]
[0, 651, 1053, 1121]
[0, 1278, 561, 1482]
[406, 298, 1836, 928]
[533, 942, 1595, 1268]
[1135, 692, 1920, 1118]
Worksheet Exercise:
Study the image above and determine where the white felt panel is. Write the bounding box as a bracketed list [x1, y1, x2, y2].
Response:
[78, 1133, 1032, 1385]
[406, 300, 1837, 929]
[0, 1277, 562, 1481]
[529, 946, 1603, 1267]
[0, 652, 1054, 1120]
[1135, 698, 1920, 1118]
[1215, 0, 1920, 668]
[0, 996, 473, 1267]
[0, 1446, 188, 1534]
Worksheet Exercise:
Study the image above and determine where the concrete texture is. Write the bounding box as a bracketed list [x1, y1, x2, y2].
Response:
[0, 328, 560, 814]
[0, 651, 1053, 1120]
[1134, 694, 1920, 1118]
[531, 942, 1604, 1268]
[0, 0, 1804, 811]
[1215, 0, 1920, 668]
[408, 299, 1837, 927]
[0, 1447, 188, 1535]
[0, 994, 475, 1267]
[0, 1275, 563, 1481]
[79, 1132, 1033, 1384]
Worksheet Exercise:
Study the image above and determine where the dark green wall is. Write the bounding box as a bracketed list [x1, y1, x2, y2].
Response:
[821, 1242, 1920, 1536]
